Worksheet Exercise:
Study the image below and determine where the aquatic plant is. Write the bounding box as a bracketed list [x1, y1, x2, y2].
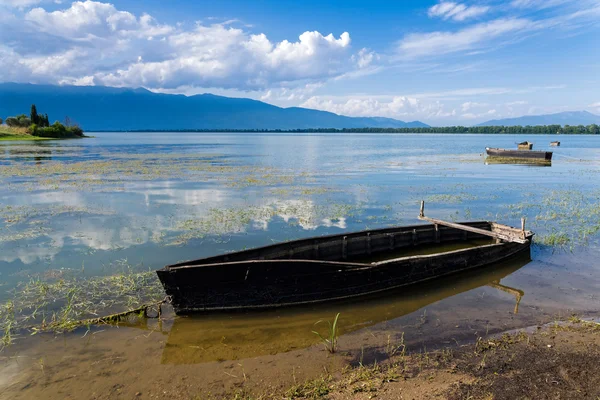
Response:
[385, 332, 406, 358]
[312, 312, 340, 354]
[0, 265, 165, 343]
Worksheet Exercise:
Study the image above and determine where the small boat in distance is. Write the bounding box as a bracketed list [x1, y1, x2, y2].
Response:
[157, 202, 533, 314]
[517, 141, 533, 150]
[550, 141, 560, 146]
[486, 147, 553, 161]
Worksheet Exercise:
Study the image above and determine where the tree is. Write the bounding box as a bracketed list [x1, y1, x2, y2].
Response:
[30, 104, 39, 125]
[0, 117, 3, 125]
[5, 117, 18, 127]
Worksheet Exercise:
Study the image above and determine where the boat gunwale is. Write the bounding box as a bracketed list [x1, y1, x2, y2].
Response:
[165, 242, 506, 272]
[163, 221, 533, 272]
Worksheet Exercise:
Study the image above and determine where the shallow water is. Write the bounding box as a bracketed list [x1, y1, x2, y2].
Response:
[1, 132, 600, 398]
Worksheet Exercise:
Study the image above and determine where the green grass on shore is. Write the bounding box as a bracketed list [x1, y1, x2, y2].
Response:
[0, 126, 54, 141]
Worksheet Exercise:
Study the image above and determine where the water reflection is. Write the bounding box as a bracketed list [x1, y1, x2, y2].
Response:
[6, 148, 52, 164]
[485, 157, 552, 167]
[159, 253, 529, 364]
[487, 280, 524, 314]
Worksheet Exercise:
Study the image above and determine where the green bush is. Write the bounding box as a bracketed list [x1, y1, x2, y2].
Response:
[30, 122, 84, 138]
[6, 115, 31, 127]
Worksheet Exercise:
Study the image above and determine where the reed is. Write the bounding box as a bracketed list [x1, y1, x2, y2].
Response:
[312, 312, 340, 353]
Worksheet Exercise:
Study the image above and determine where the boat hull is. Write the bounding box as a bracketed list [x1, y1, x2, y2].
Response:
[486, 147, 552, 160]
[157, 222, 533, 314]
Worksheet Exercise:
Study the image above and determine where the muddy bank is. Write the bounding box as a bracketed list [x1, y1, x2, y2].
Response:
[226, 319, 600, 400]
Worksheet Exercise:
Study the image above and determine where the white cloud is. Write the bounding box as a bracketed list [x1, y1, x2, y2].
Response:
[96, 29, 351, 89]
[0, 0, 50, 8]
[300, 95, 456, 120]
[510, 0, 568, 9]
[428, 1, 490, 21]
[398, 18, 530, 58]
[1, 1, 359, 91]
[461, 109, 497, 119]
[352, 48, 378, 69]
[461, 101, 489, 111]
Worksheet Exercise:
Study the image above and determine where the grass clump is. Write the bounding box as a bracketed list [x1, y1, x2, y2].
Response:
[312, 312, 341, 354]
[286, 375, 332, 399]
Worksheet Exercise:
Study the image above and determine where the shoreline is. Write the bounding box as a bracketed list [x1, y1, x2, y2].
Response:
[0, 126, 87, 141]
[223, 317, 600, 399]
[86, 129, 597, 135]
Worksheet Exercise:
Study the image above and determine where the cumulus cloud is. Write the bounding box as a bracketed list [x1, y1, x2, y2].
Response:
[428, 1, 490, 21]
[96, 29, 351, 89]
[352, 48, 379, 69]
[0, 0, 358, 91]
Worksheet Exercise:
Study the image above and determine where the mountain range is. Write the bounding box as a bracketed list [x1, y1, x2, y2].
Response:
[2, 83, 598, 130]
[478, 111, 600, 127]
[0, 83, 427, 131]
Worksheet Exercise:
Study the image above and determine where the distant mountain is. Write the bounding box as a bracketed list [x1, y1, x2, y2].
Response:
[478, 111, 600, 127]
[0, 83, 428, 130]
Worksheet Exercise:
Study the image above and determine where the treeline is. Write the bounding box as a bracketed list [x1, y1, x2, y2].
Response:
[114, 124, 600, 134]
[2, 105, 84, 138]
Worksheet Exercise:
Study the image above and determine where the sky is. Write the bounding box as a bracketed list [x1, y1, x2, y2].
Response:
[0, 0, 599, 125]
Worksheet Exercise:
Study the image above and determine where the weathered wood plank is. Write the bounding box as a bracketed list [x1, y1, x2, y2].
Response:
[418, 215, 528, 244]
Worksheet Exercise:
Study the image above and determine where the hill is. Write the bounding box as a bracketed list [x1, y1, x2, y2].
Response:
[0, 83, 428, 131]
[478, 111, 600, 127]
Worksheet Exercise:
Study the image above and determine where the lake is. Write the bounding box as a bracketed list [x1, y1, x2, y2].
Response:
[1, 132, 599, 398]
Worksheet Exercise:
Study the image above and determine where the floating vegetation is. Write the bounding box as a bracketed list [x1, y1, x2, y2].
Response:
[0, 226, 50, 242]
[0, 204, 115, 227]
[0, 267, 164, 349]
[501, 188, 600, 249]
[425, 193, 479, 204]
[0, 151, 310, 192]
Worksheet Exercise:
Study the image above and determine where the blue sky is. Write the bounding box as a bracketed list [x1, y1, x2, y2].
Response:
[0, 0, 599, 125]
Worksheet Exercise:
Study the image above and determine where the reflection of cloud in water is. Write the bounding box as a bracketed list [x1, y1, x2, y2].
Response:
[3, 191, 87, 208]
[171, 199, 351, 247]
[124, 182, 229, 207]
[1, 174, 358, 264]
[263, 200, 347, 230]
[0, 245, 61, 265]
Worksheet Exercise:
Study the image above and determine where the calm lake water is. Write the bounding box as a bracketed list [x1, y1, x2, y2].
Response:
[1, 132, 600, 398]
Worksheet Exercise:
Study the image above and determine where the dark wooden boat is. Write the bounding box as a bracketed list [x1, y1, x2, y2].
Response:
[486, 147, 552, 160]
[517, 141, 533, 150]
[157, 203, 533, 314]
[160, 254, 528, 364]
[550, 141, 560, 146]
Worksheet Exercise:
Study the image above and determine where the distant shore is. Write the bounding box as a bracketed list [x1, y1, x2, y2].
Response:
[87, 124, 599, 134]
